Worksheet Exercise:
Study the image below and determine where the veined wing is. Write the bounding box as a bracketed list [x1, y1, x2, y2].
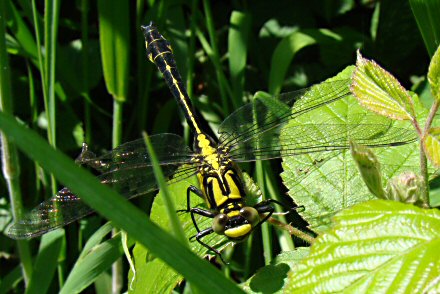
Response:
[7, 133, 198, 239]
[218, 78, 417, 162]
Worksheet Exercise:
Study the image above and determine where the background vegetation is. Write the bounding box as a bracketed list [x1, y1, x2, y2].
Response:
[1, 0, 439, 293]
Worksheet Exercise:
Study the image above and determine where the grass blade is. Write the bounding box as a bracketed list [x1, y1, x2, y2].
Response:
[0, 112, 242, 294]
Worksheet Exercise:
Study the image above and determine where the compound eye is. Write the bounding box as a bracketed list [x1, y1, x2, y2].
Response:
[240, 207, 260, 226]
[212, 214, 228, 234]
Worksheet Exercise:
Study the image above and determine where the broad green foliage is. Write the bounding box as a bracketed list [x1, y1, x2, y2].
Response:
[98, 0, 130, 102]
[284, 200, 440, 293]
[409, 0, 440, 56]
[281, 67, 420, 232]
[241, 248, 310, 294]
[60, 224, 124, 294]
[2, 1, 440, 293]
[129, 176, 228, 294]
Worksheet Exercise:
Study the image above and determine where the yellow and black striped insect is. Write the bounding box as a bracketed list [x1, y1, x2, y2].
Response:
[6, 23, 416, 259]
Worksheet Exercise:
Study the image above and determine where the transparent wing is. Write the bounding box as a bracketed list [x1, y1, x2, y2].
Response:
[7, 133, 198, 239]
[218, 79, 416, 161]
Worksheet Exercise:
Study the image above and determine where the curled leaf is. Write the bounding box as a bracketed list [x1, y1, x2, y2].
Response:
[428, 44, 440, 100]
[423, 127, 440, 167]
[385, 171, 424, 205]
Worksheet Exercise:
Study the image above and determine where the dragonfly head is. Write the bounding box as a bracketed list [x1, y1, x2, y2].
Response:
[212, 207, 260, 241]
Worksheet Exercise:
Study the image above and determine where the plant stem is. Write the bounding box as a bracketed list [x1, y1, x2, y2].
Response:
[202, 0, 233, 114]
[0, 0, 32, 283]
[267, 218, 316, 244]
[255, 161, 272, 265]
[81, 0, 92, 144]
[111, 99, 123, 294]
[420, 99, 440, 207]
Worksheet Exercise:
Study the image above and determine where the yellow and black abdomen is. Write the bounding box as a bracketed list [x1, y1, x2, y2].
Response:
[142, 24, 204, 136]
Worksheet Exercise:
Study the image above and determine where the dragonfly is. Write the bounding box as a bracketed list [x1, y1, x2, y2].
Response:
[6, 23, 417, 258]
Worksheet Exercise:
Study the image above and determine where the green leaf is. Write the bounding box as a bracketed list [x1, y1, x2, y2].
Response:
[129, 177, 228, 293]
[228, 11, 251, 107]
[281, 67, 420, 232]
[241, 263, 290, 294]
[0, 112, 241, 294]
[60, 224, 125, 294]
[269, 29, 358, 95]
[26, 230, 65, 294]
[409, 0, 440, 56]
[268, 31, 316, 95]
[0, 264, 23, 293]
[285, 200, 440, 293]
[5, 1, 38, 62]
[57, 40, 102, 95]
[142, 132, 186, 244]
[241, 248, 310, 293]
[98, 0, 130, 102]
[428, 44, 440, 100]
[424, 127, 440, 167]
[352, 51, 416, 120]
[273, 248, 310, 268]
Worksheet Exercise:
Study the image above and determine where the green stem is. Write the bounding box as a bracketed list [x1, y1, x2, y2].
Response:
[81, 0, 91, 144]
[255, 161, 272, 265]
[187, 0, 199, 99]
[0, 0, 32, 284]
[112, 99, 123, 148]
[43, 0, 64, 287]
[202, 0, 232, 114]
[420, 99, 440, 207]
[111, 98, 123, 293]
[264, 170, 295, 251]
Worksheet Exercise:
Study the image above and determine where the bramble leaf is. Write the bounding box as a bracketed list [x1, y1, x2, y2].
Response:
[285, 200, 440, 293]
[351, 51, 416, 120]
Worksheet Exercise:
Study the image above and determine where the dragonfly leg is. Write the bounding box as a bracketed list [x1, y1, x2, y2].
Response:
[190, 227, 226, 264]
[254, 199, 304, 214]
[176, 185, 215, 233]
[189, 208, 216, 233]
[177, 185, 204, 213]
[253, 199, 305, 230]
[253, 200, 276, 228]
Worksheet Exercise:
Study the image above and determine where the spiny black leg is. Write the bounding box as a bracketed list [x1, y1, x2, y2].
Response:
[254, 202, 275, 228]
[190, 227, 226, 264]
[254, 199, 303, 214]
[177, 185, 204, 213]
[177, 186, 215, 232]
[188, 208, 216, 233]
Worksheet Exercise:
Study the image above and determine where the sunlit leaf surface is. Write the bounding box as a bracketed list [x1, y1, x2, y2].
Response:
[129, 176, 228, 294]
[351, 51, 416, 120]
[285, 200, 440, 293]
[281, 68, 419, 232]
[424, 127, 440, 167]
